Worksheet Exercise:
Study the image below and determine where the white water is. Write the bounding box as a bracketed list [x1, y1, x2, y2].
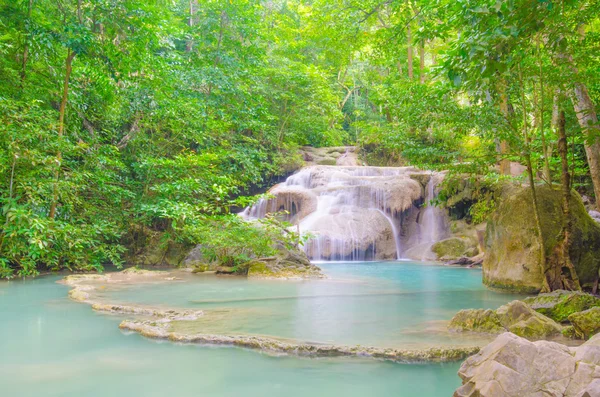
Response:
[418, 177, 449, 245]
[242, 165, 448, 261]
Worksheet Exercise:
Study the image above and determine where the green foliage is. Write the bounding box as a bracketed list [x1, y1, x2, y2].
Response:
[0, 0, 345, 278]
[180, 213, 304, 267]
[0, 0, 599, 278]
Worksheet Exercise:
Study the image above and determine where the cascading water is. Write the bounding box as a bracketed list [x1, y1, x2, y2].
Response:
[241, 165, 447, 261]
[418, 176, 449, 245]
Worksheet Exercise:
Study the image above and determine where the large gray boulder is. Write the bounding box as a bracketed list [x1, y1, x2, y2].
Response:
[484, 185, 600, 293]
[455, 332, 600, 397]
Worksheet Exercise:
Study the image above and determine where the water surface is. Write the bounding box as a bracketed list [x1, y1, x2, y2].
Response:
[0, 261, 521, 396]
[105, 261, 523, 348]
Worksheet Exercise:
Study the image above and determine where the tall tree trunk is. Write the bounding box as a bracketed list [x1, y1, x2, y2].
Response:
[571, 83, 600, 211]
[407, 24, 413, 80]
[545, 110, 581, 291]
[419, 40, 425, 84]
[49, 49, 75, 219]
[537, 67, 551, 184]
[498, 79, 511, 175]
[518, 68, 550, 292]
[186, 0, 198, 52]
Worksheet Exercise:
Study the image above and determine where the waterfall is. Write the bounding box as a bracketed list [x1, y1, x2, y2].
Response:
[242, 165, 437, 261]
[411, 176, 450, 260]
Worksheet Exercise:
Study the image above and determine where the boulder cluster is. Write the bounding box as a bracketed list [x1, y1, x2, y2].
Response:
[455, 332, 600, 397]
[450, 291, 600, 341]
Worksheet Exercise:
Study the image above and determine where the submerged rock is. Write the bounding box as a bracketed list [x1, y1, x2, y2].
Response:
[92, 303, 203, 321]
[454, 332, 600, 397]
[523, 290, 600, 323]
[449, 301, 562, 339]
[484, 185, 600, 293]
[444, 255, 484, 267]
[119, 320, 479, 363]
[568, 307, 600, 340]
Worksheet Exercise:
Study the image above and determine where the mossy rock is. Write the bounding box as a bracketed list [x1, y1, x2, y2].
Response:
[432, 238, 474, 260]
[127, 232, 190, 267]
[316, 158, 337, 166]
[522, 290, 600, 323]
[562, 325, 578, 339]
[484, 185, 600, 293]
[449, 300, 562, 339]
[191, 264, 211, 273]
[245, 261, 275, 277]
[449, 309, 505, 333]
[568, 307, 600, 339]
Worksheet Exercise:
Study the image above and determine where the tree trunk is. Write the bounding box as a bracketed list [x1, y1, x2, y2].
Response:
[518, 69, 549, 292]
[49, 49, 75, 219]
[407, 24, 413, 80]
[537, 72, 551, 184]
[545, 110, 581, 291]
[498, 80, 511, 175]
[571, 83, 600, 211]
[186, 0, 198, 52]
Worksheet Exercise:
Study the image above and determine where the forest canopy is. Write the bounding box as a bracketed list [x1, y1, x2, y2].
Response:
[1, 0, 599, 278]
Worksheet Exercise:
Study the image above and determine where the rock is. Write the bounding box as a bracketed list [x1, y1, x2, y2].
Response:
[496, 301, 562, 339]
[182, 245, 209, 268]
[242, 246, 323, 279]
[302, 207, 398, 260]
[336, 151, 359, 166]
[68, 288, 91, 302]
[449, 309, 505, 333]
[126, 232, 189, 267]
[449, 300, 563, 339]
[215, 266, 236, 275]
[484, 185, 600, 293]
[569, 307, 600, 339]
[432, 237, 477, 261]
[523, 290, 600, 323]
[120, 267, 169, 276]
[250, 185, 318, 223]
[454, 333, 576, 397]
[445, 255, 483, 267]
[120, 319, 480, 363]
[191, 264, 210, 273]
[454, 332, 600, 397]
[590, 210, 600, 224]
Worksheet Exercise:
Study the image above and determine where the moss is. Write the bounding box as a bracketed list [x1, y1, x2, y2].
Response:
[448, 309, 505, 333]
[316, 158, 337, 166]
[191, 264, 211, 273]
[431, 238, 471, 260]
[507, 317, 561, 339]
[568, 307, 600, 339]
[449, 300, 563, 339]
[482, 275, 541, 295]
[484, 185, 600, 293]
[246, 261, 275, 276]
[523, 291, 600, 323]
[562, 325, 578, 339]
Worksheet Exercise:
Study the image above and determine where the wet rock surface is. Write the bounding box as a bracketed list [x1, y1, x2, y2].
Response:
[119, 320, 480, 363]
[523, 290, 600, 323]
[454, 332, 600, 397]
[569, 307, 600, 340]
[449, 300, 563, 339]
